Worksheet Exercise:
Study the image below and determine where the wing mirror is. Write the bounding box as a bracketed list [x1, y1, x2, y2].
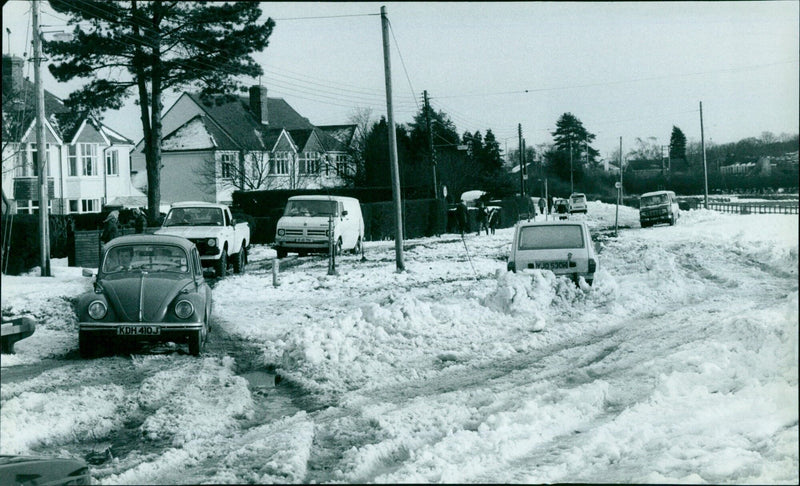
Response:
[342, 210, 348, 217]
[82, 268, 95, 277]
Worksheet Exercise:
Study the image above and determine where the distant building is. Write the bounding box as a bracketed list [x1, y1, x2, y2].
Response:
[2, 55, 140, 215]
[130, 86, 357, 206]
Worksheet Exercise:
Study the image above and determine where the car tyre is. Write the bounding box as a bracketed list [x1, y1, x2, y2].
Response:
[79, 332, 95, 359]
[335, 238, 343, 256]
[276, 248, 287, 259]
[351, 236, 362, 255]
[232, 246, 246, 274]
[188, 330, 203, 356]
[215, 251, 227, 278]
[669, 215, 675, 226]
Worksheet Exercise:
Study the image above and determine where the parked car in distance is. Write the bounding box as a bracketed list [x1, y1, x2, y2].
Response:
[0, 454, 91, 485]
[553, 198, 570, 220]
[156, 201, 250, 277]
[507, 220, 598, 285]
[639, 190, 680, 227]
[76, 234, 212, 358]
[569, 193, 588, 214]
[274, 195, 364, 259]
[1, 316, 35, 354]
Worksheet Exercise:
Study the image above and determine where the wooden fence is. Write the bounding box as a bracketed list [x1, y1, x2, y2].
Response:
[706, 201, 799, 215]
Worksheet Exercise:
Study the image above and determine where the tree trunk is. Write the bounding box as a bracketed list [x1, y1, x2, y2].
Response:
[146, 1, 163, 222]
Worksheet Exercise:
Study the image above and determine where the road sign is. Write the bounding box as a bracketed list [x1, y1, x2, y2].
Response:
[615, 182, 621, 189]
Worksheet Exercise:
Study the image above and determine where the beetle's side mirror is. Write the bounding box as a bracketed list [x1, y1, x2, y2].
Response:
[82, 268, 95, 277]
[342, 210, 348, 217]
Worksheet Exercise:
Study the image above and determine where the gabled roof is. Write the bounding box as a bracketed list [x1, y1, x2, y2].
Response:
[2, 77, 131, 145]
[162, 114, 238, 151]
[289, 127, 349, 153]
[186, 92, 315, 151]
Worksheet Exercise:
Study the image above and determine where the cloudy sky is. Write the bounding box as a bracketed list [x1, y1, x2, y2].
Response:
[3, 1, 798, 157]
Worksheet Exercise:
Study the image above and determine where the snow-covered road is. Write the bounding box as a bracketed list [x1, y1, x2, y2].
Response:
[1, 201, 797, 484]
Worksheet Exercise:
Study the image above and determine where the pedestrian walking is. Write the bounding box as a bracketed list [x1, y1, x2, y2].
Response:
[477, 203, 489, 235]
[132, 208, 146, 234]
[538, 197, 546, 218]
[456, 200, 469, 236]
[488, 207, 500, 235]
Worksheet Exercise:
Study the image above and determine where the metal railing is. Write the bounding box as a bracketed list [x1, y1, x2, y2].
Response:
[706, 201, 799, 215]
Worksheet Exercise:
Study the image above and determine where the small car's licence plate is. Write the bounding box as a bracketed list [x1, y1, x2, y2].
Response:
[117, 325, 161, 336]
[533, 261, 569, 270]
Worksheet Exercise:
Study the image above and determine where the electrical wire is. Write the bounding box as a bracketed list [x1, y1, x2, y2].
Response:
[387, 19, 420, 112]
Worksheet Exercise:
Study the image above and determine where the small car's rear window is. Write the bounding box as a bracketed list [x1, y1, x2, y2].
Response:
[518, 225, 585, 250]
[103, 244, 190, 274]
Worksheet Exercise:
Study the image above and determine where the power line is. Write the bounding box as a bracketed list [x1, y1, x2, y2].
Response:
[387, 19, 420, 112]
[272, 13, 380, 21]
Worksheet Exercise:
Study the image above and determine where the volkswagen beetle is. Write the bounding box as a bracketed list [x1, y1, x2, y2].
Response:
[76, 234, 212, 357]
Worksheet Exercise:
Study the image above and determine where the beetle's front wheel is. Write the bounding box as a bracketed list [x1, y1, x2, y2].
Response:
[79, 332, 96, 359]
[188, 330, 203, 356]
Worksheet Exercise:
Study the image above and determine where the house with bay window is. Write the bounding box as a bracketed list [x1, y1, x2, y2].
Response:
[2, 55, 140, 215]
[130, 85, 356, 206]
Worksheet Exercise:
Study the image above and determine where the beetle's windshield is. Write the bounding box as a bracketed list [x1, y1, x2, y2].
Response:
[103, 244, 190, 274]
[518, 225, 585, 250]
[164, 207, 224, 226]
[284, 200, 337, 217]
[641, 194, 668, 206]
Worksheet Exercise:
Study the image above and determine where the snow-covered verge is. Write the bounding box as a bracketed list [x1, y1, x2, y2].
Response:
[1, 201, 797, 484]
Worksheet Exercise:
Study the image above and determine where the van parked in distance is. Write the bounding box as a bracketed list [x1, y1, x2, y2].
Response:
[569, 193, 588, 214]
[639, 190, 680, 227]
[273, 195, 364, 259]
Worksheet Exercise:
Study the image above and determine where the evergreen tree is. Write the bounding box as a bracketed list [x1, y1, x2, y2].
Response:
[480, 129, 503, 173]
[44, 1, 274, 221]
[669, 126, 687, 161]
[547, 113, 597, 184]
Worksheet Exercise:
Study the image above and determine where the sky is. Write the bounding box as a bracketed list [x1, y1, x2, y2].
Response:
[2, 1, 799, 157]
[2, 201, 797, 482]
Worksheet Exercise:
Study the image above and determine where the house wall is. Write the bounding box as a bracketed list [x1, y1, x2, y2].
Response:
[159, 151, 217, 204]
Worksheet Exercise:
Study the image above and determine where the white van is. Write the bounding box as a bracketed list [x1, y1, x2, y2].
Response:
[273, 195, 364, 258]
[639, 190, 680, 227]
[569, 193, 588, 214]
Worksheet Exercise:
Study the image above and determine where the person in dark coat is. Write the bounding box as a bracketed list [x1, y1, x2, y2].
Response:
[456, 200, 469, 236]
[132, 208, 146, 234]
[100, 210, 119, 244]
[477, 203, 489, 235]
[538, 197, 546, 218]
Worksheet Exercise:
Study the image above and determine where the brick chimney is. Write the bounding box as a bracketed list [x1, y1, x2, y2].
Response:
[249, 85, 268, 125]
[2, 55, 25, 95]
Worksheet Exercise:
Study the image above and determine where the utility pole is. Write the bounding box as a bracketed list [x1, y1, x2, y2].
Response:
[33, 0, 50, 277]
[423, 90, 437, 199]
[615, 136, 622, 236]
[700, 101, 708, 209]
[518, 124, 524, 197]
[381, 6, 404, 272]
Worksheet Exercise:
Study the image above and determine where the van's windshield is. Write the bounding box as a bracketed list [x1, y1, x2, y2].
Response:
[641, 194, 668, 206]
[518, 225, 584, 250]
[284, 200, 338, 217]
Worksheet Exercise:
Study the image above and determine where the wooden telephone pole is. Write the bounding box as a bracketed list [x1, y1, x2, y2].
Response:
[423, 90, 437, 199]
[33, 0, 51, 276]
[381, 6, 404, 271]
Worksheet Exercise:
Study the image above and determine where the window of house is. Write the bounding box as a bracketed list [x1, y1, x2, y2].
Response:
[69, 200, 79, 213]
[300, 152, 321, 175]
[80, 143, 98, 176]
[12, 144, 32, 177]
[336, 154, 349, 177]
[270, 152, 290, 175]
[221, 153, 234, 179]
[17, 199, 51, 215]
[105, 149, 119, 176]
[30, 144, 52, 176]
[81, 199, 100, 213]
[68, 145, 78, 176]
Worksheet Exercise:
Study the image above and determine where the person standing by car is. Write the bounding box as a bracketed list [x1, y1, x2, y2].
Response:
[100, 210, 120, 246]
[488, 207, 500, 235]
[538, 197, 546, 219]
[477, 203, 489, 235]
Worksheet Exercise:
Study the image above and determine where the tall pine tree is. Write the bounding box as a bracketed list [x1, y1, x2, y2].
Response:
[45, 1, 275, 221]
[669, 126, 687, 161]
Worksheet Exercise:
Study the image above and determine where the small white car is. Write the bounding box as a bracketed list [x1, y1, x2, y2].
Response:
[569, 193, 588, 214]
[507, 220, 598, 285]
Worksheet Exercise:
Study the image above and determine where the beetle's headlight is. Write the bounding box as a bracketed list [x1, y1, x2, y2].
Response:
[88, 301, 107, 320]
[207, 238, 217, 247]
[277, 228, 285, 237]
[175, 300, 194, 319]
[326, 229, 330, 236]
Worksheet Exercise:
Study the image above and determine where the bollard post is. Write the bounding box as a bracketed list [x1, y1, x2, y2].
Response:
[272, 258, 280, 287]
[327, 215, 336, 275]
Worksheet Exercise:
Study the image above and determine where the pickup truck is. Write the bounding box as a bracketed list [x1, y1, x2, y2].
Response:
[155, 201, 250, 277]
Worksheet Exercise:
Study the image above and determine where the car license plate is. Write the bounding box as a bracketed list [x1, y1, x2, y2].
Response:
[533, 261, 568, 270]
[117, 325, 160, 336]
